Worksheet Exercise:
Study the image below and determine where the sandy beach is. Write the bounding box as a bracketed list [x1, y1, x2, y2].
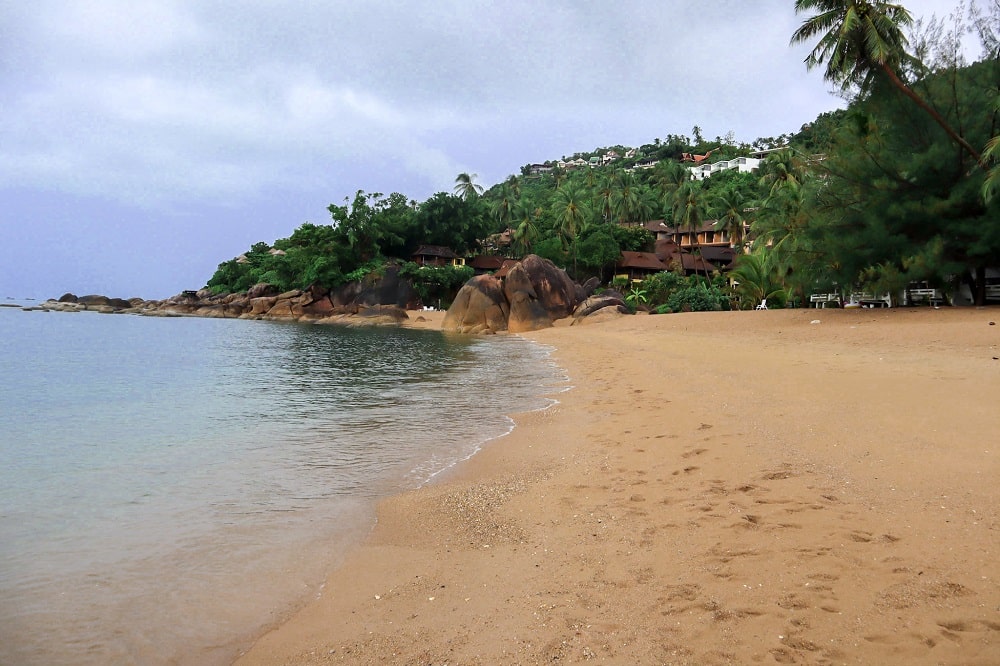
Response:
[236, 308, 1000, 665]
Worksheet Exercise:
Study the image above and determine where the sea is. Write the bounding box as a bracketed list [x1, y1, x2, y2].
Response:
[0, 303, 564, 665]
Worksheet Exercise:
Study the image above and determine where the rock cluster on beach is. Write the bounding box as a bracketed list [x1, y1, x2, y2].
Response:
[34, 255, 629, 332]
[443, 255, 628, 333]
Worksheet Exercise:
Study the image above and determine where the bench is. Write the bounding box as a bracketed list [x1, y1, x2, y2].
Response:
[852, 292, 892, 308]
[906, 288, 944, 306]
[809, 293, 841, 308]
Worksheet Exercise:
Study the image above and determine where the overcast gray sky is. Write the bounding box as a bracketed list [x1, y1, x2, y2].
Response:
[0, 0, 978, 299]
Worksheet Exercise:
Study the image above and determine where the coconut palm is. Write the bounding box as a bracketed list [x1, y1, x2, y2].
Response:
[671, 181, 710, 281]
[504, 174, 521, 199]
[511, 201, 540, 257]
[491, 184, 515, 231]
[984, 95, 1000, 203]
[551, 185, 592, 275]
[728, 249, 785, 310]
[757, 149, 804, 197]
[595, 177, 615, 223]
[713, 191, 749, 253]
[791, 0, 985, 167]
[453, 172, 483, 200]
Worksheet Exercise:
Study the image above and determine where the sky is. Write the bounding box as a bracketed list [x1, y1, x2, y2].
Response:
[0, 0, 980, 300]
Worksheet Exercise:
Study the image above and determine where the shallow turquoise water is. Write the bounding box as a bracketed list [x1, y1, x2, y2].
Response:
[0, 307, 563, 665]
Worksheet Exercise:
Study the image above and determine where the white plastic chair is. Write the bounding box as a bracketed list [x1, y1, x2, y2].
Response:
[755, 299, 768, 310]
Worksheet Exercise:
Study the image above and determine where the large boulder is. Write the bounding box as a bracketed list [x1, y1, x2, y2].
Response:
[519, 255, 579, 319]
[571, 305, 627, 325]
[573, 292, 627, 318]
[355, 264, 421, 309]
[77, 294, 110, 307]
[300, 295, 335, 317]
[443, 275, 509, 334]
[248, 296, 278, 315]
[58, 293, 78, 303]
[504, 264, 553, 333]
[247, 283, 279, 299]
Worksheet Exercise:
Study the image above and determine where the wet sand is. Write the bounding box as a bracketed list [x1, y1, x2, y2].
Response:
[236, 307, 1000, 665]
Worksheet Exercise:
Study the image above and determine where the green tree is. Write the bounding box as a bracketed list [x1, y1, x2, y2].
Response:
[984, 95, 1000, 203]
[728, 249, 785, 310]
[328, 190, 403, 264]
[805, 59, 999, 304]
[511, 201, 541, 257]
[791, 0, 985, 167]
[453, 172, 484, 200]
[491, 183, 515, 232]
[574, 227, 621, 281]
[671, 180, 710, 281]
[551, 185, 592, 275]
[713, 190, 749, 253]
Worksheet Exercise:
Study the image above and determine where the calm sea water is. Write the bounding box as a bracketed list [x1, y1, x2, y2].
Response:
[0, 306, 563, 665]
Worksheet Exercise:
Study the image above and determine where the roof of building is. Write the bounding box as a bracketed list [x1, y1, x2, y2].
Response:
[412, 244, 459, 258]
[468, 255, 505, 270]
[699, 246, 737, 265]
[618, 251, 669, 271]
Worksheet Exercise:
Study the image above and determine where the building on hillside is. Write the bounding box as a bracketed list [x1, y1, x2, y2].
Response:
[616, 251, 670, 282]
[659, 220, 747, 251]
[750, 147, 785, 160]
[689, 156, 761, 180]
[654, 239, 720, 276]
[411, 245, 465, 267]
[641, 219, 674, 241]
[527, 163, 552, 176]
[698, 246, 737, 271]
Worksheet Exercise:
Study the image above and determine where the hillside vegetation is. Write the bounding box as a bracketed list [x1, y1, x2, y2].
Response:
[207, 0, 999, 309]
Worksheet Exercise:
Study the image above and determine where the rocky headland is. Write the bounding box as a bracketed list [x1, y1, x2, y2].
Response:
[31, 255, 630, 332]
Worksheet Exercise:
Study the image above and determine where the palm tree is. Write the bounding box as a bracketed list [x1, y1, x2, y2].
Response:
[985, 133, 999, 202]
[491, 184, 515, 231]
[511, 202, 540, 257]
[612, 170, 640, 224]
[757, 149, 804, 197]
[984, 95, 1000, 203]
[671, 181, 710, 281]
[454, 172, 483, 200]
[551, 185, 591, 275]
[713, 191, 749, 253]
[504, 174, 521, 199]
[791, 0, 985, 167]
[728, 249, 784, 310]
[595, 176, 615, 224]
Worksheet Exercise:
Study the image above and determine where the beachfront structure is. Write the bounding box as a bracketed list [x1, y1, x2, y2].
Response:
[411, 245, 466, 268]
[689, 156, 761, 180]
[638, 219, 749, 254]
[616, 251, 670, 282]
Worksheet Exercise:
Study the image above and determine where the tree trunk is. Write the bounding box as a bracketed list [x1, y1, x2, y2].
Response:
[881, 64, 987, 171]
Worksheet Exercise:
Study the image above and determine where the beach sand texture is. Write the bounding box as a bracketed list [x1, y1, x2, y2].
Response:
[237, 308, 1000, 665]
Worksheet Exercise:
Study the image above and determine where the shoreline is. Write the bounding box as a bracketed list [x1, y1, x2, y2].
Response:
[237, 308, 1000, 664]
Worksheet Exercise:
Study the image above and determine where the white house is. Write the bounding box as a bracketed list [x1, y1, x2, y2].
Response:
[689, 156, 761, 180]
